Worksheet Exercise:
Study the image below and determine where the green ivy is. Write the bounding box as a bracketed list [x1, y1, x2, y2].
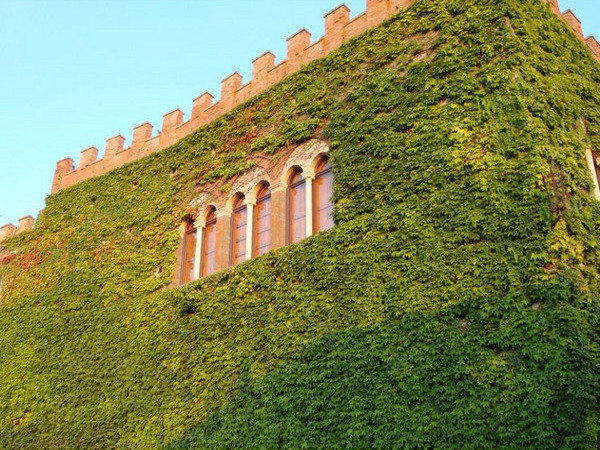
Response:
[0, 0, 600, 447]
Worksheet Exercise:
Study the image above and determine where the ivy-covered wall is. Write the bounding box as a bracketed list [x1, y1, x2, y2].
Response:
[1, 0, 600, 447]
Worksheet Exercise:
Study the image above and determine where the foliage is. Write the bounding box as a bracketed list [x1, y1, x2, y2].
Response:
[169, 283, 600, 449]
[0, 0, 600, 447]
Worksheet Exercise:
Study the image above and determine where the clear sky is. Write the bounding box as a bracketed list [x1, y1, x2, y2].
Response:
[0, 0, 598, 226]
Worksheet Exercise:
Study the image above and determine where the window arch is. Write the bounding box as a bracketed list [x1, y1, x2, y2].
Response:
[181, 219, 197, 284]
[231, 194, 247, 265]
[201, 207, 217, 277]
[313, 156, 334, 233]
[253, 183, 271, 257]
[288, 168, 306, 244]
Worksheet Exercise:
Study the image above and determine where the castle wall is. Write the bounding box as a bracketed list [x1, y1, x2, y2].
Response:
[1, 0, 600, 244]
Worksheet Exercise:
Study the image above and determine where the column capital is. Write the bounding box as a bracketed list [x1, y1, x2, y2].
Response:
[244, 197, 257, 207]
[194, 218, 206, 229]
[217, 207, 232, 218]
[270, 182, 287, 193]
[303, 170, 316, 180]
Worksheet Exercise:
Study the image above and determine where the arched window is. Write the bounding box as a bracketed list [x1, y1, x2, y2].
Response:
[313, 157, 334, 233]
[181, 220, 197, 284]
[231, 195, 247, 265]
[253, 184, 271, 257]
[288, 168, 306, 244]
[201, 207, 217, 277]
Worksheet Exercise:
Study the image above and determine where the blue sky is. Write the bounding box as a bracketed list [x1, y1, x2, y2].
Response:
[0, 0, 598, 226]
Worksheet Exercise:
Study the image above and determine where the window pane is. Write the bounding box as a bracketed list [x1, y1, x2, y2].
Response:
[315, 168, 334, 232]
[233, 206, 247, 264]
[254, 193, 271, 256]
[290, 181, 306, 243]
[183, 228, 197, 283]
[203, 220, 216, 276]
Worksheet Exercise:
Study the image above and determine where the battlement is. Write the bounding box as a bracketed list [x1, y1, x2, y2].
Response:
[49, 0, 415, 195]
[48, 0, 599, 196]
[1, 0, 598, 246]
[0, 216, 35, 245]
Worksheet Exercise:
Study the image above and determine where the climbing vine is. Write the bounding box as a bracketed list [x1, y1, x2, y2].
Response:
[0, 0, 599, 448]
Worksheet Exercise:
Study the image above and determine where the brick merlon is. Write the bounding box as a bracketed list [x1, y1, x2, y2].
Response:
[252, 51, 276, 63]
[563, 9, 581, 23]
[324, 3, 350, 18]
[56, 157, 75, 166]
[0, 224, 16, 244]
[163, 109, 184, 117]
[221, 71, 243, 83]
[194, 91, 214, 102]
[17, 216, 35, 234]
[287, 28, 312, 42]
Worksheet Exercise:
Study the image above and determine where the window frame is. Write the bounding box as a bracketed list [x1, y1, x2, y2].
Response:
[286, 168, 306, 245]
[200, 208, 217, 278]
[253, 184, 272, 258]
[180, 220, 197, 285]
[313, 157, 334, 234]
[230, 195, 248, 266]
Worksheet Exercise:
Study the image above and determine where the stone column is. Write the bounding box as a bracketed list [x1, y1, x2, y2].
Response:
[193, 217, 206, 280]
[244, 199, 256, 261]
[304, 171, 315, 238]
[270, 182, 287, 249]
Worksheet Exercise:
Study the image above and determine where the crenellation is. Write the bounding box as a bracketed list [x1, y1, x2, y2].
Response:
[286, 29, 312, 72]
[252, 51, 276, 93]
[52, 157, 75, 194]
[0, 215, 36, 244]
[160, 110, 184, 147]
[544, 0, 561, 15]
[269, 61, 288, 88]
[304, 38, 326, 66]
[16, 216, 34, 234]
[220, 72, 243, 110]
[192, 92, 214, 120]
[105, 135, 125, 159]
[0, 224, 16, 244]
[562, 10, 583, 41]
[586, 36, 600, 62]
[132, 122, 153, 149]
[324, 5, 350, 51]
[50, 0, 599, 194]
[162, 110, 184, 135]
[80, 147, 98, 167]
[366, 0, 388, 27]
[345, 12, 368, 41]
[236, 82, 253, 106]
